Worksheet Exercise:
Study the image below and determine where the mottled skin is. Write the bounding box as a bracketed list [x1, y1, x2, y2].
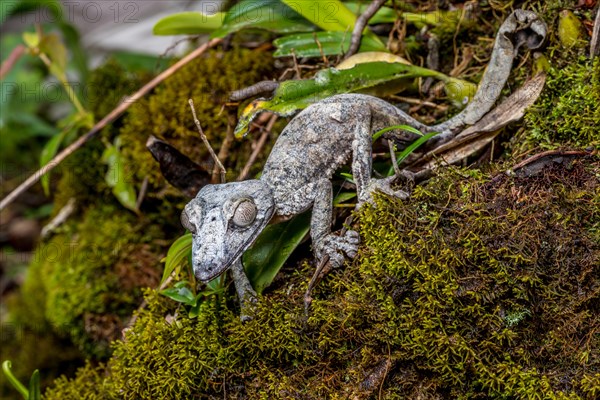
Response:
[181, 10, 547, 311]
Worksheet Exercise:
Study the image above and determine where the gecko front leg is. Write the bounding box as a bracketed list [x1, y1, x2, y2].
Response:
[311, 178, 360, 268]
[230, 257, 256, 321]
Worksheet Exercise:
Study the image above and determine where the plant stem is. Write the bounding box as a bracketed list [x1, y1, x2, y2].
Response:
[38, 52, 86, 115]
[2, 361, 28, 399]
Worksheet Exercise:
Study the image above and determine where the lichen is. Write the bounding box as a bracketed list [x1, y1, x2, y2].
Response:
[44, 155, 600, 399]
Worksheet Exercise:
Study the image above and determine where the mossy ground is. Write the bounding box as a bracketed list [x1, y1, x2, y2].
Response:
[5, 1, 600, 398]
[44, 155, 600, 399]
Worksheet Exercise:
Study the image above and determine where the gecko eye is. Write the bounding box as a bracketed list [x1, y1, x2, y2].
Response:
[180, 209, 197, 234]
[232, 199, 257, 228]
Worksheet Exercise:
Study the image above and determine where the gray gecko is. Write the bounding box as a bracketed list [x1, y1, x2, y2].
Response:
[180, 10, 547, 309]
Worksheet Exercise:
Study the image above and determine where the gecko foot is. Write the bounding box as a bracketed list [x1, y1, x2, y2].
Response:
[316, 230, 360, 268]
[361, 176, 410, 205]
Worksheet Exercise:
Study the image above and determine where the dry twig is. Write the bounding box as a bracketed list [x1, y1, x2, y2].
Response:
[344, 0, 387, 59]
[237, 114, 278, 181]
[189, 99, 227, 184]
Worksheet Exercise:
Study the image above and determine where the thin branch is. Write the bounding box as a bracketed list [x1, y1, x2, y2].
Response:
[229, 80, 280, 102]
[189, 99, 227, 184]
[0, 44, 26, 80]
[41, 198, 76, 238]
[0, 38, 223, 212]
[344, 0, 387, 60]
[237, 114, 278, 181]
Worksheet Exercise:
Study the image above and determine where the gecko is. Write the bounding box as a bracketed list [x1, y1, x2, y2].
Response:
[179, 10, 547, 310]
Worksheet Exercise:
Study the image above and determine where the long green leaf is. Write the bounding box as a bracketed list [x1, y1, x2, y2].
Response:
[386, 131, 439, 176]
[161, 233, 193, 285]
[28, 370, 40, 400]
[235, 61, 442, 137]
[153, 11, 225, 35]
[243, 212, 311, 294]
[281, 0, 357, 32]
[211, 0, 316, 38]
[273, 30, 386, 58]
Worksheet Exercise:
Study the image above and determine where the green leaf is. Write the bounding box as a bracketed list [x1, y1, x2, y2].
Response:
[395, 131, 438, 164]
[372, 124, 424, 141]
[385, 130, 439, 176]
[161, 233, 193, 285]
[235, 61, 441, 137]
[101, 138, 138, 213]
[211, 0, 316, 38]
[344, 1, 400, 24]
[2, 360, 28, 399]
[153, 11, 225, 35]
[281, 0, 356, 31]
[243, 212, 311, 293]
[188, 296, 204, 318]
[28, 370, 40, 400]
[281, 0, 383, 46]
[39, 130, 67, 195]
[39, 32, 67, 73]
[160, 285, 195, 305]
[273, 30, 386, 58]
[333, 191, 357, 205]
[22, 31, 40, 48]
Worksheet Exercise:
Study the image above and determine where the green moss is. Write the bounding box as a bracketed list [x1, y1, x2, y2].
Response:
[512, 57, 600, 154]
[10, 204, 167, 358]
[43, 362, 112, 400]
[44, 156, 600, 399]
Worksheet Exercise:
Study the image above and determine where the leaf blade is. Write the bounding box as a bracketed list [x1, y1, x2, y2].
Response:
[153, 11, 225, 35]
[161, 233, 193, 285]
[243, 212, 311, 293]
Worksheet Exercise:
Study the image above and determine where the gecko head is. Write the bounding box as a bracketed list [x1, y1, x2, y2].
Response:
[181, 180, 275, 282]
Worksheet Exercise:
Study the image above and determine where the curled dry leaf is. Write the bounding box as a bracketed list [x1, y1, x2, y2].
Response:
[409, 73, 547, 171]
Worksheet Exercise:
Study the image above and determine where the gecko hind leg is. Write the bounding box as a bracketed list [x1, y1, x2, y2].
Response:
[351, 112, 409, 205]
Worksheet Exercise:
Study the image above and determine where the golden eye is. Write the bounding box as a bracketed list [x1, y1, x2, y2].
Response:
[180, 209, 197, 234]
[232, 200, 257, 228]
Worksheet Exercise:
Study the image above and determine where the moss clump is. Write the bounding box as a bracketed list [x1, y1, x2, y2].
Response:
[43, 362, 110, 400]
[44, 155, 600, 399]
[12, 204, 165, 357]
[512, 57, 600, 155]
